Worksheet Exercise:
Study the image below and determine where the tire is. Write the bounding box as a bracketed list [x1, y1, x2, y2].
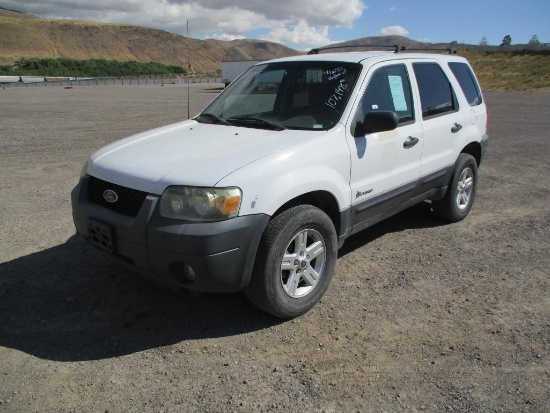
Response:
[433, 153, 478, 222]
[245, 205, 338, 318]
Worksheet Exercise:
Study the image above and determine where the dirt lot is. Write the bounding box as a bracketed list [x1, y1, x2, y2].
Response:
[1, 84, 548, 413]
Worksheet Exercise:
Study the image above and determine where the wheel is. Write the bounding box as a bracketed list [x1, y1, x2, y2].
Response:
[433, 153, 478, 222]
[245, 205, 338, 318]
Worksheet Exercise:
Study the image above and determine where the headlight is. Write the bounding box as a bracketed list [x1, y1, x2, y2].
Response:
[159, 186, 242, 221]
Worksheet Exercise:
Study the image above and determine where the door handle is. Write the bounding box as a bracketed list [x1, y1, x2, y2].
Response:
[451, 123, 463, 133]
[403, 136, 419, 149]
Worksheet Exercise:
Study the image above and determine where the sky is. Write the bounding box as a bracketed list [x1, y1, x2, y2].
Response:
[1, 0, 549, 50]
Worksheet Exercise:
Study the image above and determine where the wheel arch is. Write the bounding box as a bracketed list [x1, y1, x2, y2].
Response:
[272, 190, 342, 237]
[461, 141, 482, 166]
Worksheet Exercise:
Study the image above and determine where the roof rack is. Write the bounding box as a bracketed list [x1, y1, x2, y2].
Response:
[307, 44, 458, 55]
[406, 47, 458, 55]
[308, 44, 405, 55]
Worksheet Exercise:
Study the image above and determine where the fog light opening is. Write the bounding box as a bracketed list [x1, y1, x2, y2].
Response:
[183, 263, 196, 282]
[169, 262, 197, 285]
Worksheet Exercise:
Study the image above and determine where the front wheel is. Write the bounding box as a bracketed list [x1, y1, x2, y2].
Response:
[433, 153, 478, 222]
[245, 205, 338, 318]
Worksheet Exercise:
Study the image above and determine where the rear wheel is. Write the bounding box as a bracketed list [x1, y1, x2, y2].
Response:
[433, 153, 478, 222]
[245, 205, 337, 318]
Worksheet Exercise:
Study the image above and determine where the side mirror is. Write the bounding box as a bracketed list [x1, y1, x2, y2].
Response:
[354, 111, 399, 136]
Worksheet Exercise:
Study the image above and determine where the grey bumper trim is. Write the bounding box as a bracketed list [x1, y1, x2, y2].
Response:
[71, 176, 270, 293]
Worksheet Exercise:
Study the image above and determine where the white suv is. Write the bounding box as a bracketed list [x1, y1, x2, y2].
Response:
[72, 49, 489, 318]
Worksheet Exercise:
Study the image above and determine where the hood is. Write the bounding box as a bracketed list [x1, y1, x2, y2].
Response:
[87, 120, 321, 194]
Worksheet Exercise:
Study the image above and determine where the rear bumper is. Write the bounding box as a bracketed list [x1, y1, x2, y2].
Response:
[480, 133, 489, 164]
[71, 176, 269, 292]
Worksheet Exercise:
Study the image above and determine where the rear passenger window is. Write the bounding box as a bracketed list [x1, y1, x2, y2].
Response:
[413, 63, 458, 119]
[449, 62, 482, 106]
[356, 65, 414, 126]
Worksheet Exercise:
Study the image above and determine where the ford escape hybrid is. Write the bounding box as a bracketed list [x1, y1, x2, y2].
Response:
[72, 47, 489, 318]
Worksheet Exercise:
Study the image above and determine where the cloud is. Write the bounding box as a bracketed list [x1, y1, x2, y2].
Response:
[168, 0, 365, 27]
[208, 33, 246, 41]
[389, 6, 397, 12]
[379, 25, 409, 36]
[261, 20, 332, 50]
[3, 0, 366, 49]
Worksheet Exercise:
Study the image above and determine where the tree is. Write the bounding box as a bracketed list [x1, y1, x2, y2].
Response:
[501, 35, 512, 46]
[529, 35, 540, 45]
[479, 36, 488, 46]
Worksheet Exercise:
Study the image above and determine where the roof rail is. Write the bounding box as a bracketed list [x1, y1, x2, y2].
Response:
[307, 45, 458, 55]
[405, 48, 458, 55]
[308, 44, 405, 55]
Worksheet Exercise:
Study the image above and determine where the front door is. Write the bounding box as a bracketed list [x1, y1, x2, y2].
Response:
[346, 63, 423, 231]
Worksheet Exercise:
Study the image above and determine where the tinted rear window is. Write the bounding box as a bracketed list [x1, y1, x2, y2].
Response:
[449, 62, 482, 106]
[413, 63, 458, 119]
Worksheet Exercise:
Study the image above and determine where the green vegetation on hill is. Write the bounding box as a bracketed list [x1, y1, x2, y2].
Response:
[0, 57, 186, 77]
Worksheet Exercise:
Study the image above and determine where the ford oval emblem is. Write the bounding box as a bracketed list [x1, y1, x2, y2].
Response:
[103, 189, 119, 203]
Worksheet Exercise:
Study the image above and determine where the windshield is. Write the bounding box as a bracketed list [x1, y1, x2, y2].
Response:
[197, 61, 362, 131]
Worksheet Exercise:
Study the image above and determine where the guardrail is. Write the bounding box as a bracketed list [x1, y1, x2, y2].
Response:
[1, 76, 223, 88]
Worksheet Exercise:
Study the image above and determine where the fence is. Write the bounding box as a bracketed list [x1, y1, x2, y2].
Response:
[2, 76, 223, 88]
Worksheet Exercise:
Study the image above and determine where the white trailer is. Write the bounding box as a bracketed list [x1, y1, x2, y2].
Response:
[222, 60, 261, 87]
[21, 76, 46, 83]
[0, 76, 21, 84]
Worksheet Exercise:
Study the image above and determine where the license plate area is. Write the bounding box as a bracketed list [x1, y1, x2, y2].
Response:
[87, 219, 116, 254]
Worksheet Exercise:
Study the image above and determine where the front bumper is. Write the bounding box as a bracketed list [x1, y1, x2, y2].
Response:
[71, 176, 269, 292]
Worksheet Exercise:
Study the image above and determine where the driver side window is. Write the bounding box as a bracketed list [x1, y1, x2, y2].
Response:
[355, 65, 414, 128]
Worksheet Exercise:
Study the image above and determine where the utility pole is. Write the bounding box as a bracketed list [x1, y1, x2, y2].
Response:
[187, 21, 190, 119]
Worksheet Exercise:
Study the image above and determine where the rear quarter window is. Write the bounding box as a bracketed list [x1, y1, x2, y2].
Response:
[449, 62, 483, 106]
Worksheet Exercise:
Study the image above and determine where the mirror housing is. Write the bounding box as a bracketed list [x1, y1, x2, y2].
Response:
[354, 111, 399, 136]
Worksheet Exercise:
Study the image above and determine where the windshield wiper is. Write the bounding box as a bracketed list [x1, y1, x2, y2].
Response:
[196, 113, 231, 126]
[227, 116, 287, 131]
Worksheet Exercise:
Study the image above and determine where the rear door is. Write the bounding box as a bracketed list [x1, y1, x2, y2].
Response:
[411, 61, 468, 180]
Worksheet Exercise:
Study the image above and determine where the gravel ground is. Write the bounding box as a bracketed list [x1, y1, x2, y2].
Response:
[0, 84, 549, 413]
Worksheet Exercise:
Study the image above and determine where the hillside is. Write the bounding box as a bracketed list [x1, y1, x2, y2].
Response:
[0, 7, 39, 19]
[1, 8, 548, 89]
[459, 49, 550, 91]
[0, 8, 299, 73]
[315, 36, 550, 91]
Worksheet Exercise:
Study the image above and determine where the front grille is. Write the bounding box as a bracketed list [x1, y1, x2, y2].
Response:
[87, 176, 148, 217]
